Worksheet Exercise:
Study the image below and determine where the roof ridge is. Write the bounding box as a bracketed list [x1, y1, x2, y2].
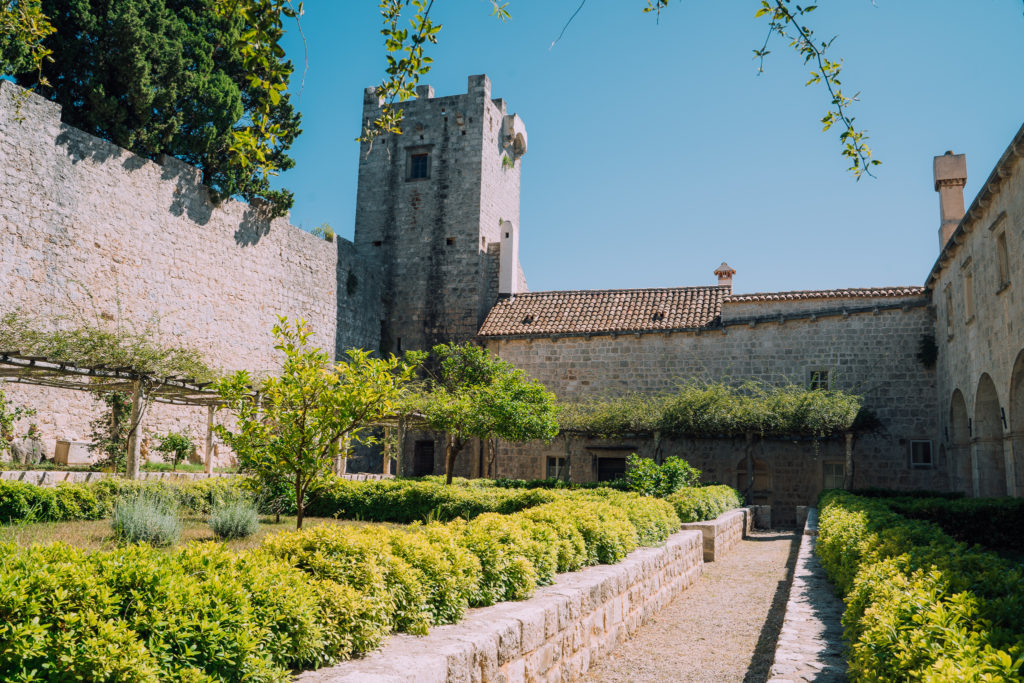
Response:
[501, 285, 726, 297]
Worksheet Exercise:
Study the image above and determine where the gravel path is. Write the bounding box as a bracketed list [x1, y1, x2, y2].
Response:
[587, 531, 800, 683]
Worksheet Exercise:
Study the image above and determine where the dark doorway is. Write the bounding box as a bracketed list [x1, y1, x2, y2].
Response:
[597, 457, 627, 482]
[413, 440, 435, 477]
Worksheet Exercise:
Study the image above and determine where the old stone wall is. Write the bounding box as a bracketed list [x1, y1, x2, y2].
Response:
[354, 75, 523, 353]
[0, 80, 379, 460]
[483, 299, 943, 523]
[930, 125, 1024, 498]
[296, 529, 704, 682]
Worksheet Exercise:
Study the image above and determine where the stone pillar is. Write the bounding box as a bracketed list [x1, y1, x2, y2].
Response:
[204, 405, 215, 475]
[843, 432, 854, 490]
[969, 440, 982, 498]
[1003, 435, 1017, 498]
[125, 381, 145, 480]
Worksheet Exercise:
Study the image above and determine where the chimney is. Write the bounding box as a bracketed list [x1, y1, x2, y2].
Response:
[933, 151, 967, 249]
[714, 262, 736, 289]
[498, 220, 520, 296]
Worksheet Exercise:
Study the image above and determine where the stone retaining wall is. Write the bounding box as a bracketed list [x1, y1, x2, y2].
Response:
[297, 529, 704, 682]
[679, 507, 751, 562]
[0, 470, 392, 486]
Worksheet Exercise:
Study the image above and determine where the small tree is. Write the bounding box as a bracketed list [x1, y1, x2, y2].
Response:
[216, 318, 420, 528]
[153, 430, 196, 471]
[0, 385, 35, 460]
[415, 343, 560, 485]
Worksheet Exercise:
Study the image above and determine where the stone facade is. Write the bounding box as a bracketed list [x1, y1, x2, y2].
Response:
[928, 130, 1024, 498]
[296, 529, 704, 682]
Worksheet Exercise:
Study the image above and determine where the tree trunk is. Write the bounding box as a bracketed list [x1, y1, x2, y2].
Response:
[744, 431, 755, 505]
[295, 473, 304, 529]
[653, 430, 663, 465]
[396, 417, 406, 476]
[444, 434, 464, 485]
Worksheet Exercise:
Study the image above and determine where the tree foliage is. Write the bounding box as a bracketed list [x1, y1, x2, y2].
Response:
[409, 343, 560, 485]
[559, 382, 863, 439]
[0, 0, 54, 83]
[0, 384, 35, 459]
[215, 318, 419, 528]
[153, 430, 197, 471]
[3, 0, 301, 216]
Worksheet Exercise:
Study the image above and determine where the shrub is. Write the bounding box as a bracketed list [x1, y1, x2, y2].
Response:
[0, 480, 106, 524]
[459, 513, 540, 606]
[624, 454, 701, 498]
[879, 496, 1024, 553]
[111, 495, 182, 546]
[595, 491, 680, 545]
[210, 498, 261, 539]
[666, 485, 743, 523]
[817, 491, 1024, 682]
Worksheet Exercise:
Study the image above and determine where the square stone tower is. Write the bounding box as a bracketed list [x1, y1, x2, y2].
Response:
[354, 75, 527, 353]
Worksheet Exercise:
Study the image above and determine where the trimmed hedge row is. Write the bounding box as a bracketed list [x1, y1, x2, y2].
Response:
[817, 491, 1024, 682]
[0, 490, 680, 682]
[879, 496, 1024, 553]
[0, 477, 242, 524]
[666, 485, 744, 523]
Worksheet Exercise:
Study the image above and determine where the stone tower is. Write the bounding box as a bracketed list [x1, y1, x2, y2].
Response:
[354, 75, 528, 353]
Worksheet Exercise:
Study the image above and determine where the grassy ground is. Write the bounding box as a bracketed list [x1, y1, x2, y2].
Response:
[0, 515, 367, 553]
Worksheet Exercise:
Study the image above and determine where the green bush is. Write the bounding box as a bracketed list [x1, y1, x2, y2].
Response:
[210, 498, 261, 539]
[666, 485, 743, 523]
[111, 495, 182, 546]
[624, 454, 701, 498]
[878, 496, 1024, 553]
[459, 513, 541, 605]
[0, 480, 106, 524]
[595, 490, 680, 545]
[817, 491, 1024, 682]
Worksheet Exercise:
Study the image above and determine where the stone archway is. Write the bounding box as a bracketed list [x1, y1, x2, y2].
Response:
[949, 389, 971, 495]
[1010, 349, 1024, 497]
[974, 374, 1007, 497]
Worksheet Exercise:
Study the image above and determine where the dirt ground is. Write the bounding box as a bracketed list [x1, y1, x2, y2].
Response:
[586, 531, 800, 683]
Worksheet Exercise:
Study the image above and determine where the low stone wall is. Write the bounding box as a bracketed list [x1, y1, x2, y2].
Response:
[298, 529, 705, 682]
[767, 508, 847, 682]
[680, 507, 752, 562]
[0, 471, 393, 486]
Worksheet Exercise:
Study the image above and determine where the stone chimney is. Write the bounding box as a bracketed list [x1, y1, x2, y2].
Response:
[498, 220, 520, 296]
[934, 151, 967, 249]
[714, 262, 736, 289]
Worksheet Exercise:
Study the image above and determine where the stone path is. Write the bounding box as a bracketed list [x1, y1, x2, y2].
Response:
[585, 531, 800, 683]
[767, 511, 847, 682]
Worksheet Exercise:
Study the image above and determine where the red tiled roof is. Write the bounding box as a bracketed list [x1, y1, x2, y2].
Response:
[725, 287, 926, 303]
[477, 287, 726, 337]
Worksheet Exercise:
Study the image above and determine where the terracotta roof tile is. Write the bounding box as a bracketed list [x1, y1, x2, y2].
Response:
[725, 286, 926, 303]
[478, 287, 727, 337]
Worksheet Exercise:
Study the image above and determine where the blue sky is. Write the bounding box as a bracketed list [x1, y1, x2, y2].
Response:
[272, 1, 1024, 294]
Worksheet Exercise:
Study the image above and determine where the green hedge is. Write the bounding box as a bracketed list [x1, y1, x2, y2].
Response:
[817, 491, 1024, 682]
[666, 485, 744, 523]
[878, 496, 1024, 553]
[0, 488, 681, 681]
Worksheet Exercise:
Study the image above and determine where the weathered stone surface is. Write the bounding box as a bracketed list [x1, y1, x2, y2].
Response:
[297, 529, 704, 682]
[767, 508, 848, 683]
[680, 507, 749, 561]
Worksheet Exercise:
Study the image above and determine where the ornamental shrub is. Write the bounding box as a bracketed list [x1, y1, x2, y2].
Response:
[624, 454, 701, 497]
[816, 491, 1024, 682]
[111, 494, 182, 546]
[0, 480, 106, 523]
[666, 485, 743, 523]
[878, 496, 1024, 553]
[459, 513, 539, 605]
[210, 498, 261, 539]
[595, 491, 680, 546]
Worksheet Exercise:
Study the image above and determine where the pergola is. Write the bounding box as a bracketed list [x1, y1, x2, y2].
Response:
[0, 351, 226, 478]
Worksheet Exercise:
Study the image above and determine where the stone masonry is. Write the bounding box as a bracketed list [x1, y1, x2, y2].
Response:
[296, 529, 704, 682]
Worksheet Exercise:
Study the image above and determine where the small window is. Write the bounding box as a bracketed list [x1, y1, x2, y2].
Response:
[407, 151, 430, 180]
[997, 232, 1010, 288]
[446, 237, 455, 246]
[546, 457, 567, 480]
[945, 284, 954, 337]
[809, 369, 829, 391]
[372, 240, 382, 247]
[597, 457, 627, 482]
[822, 462, 845, 490]
[964, 270, 975, 321]
[911, 440, 933, 468]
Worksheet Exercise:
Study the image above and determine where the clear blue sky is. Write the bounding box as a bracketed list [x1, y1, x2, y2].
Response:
[272, 1, 1024, 295]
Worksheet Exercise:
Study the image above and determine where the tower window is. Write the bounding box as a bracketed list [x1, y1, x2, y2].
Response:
[809, 369, 829, 391]
[997, 232, 1010, 289]
[410, 154, 429, 179]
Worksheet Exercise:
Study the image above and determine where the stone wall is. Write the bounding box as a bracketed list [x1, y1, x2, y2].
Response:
[929, 124, 1024, 498]
[296, 529, 704, 682]
[482, 298, 943, 522]
[680, 507, 751, 562]
[0, 80, 378, 461]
